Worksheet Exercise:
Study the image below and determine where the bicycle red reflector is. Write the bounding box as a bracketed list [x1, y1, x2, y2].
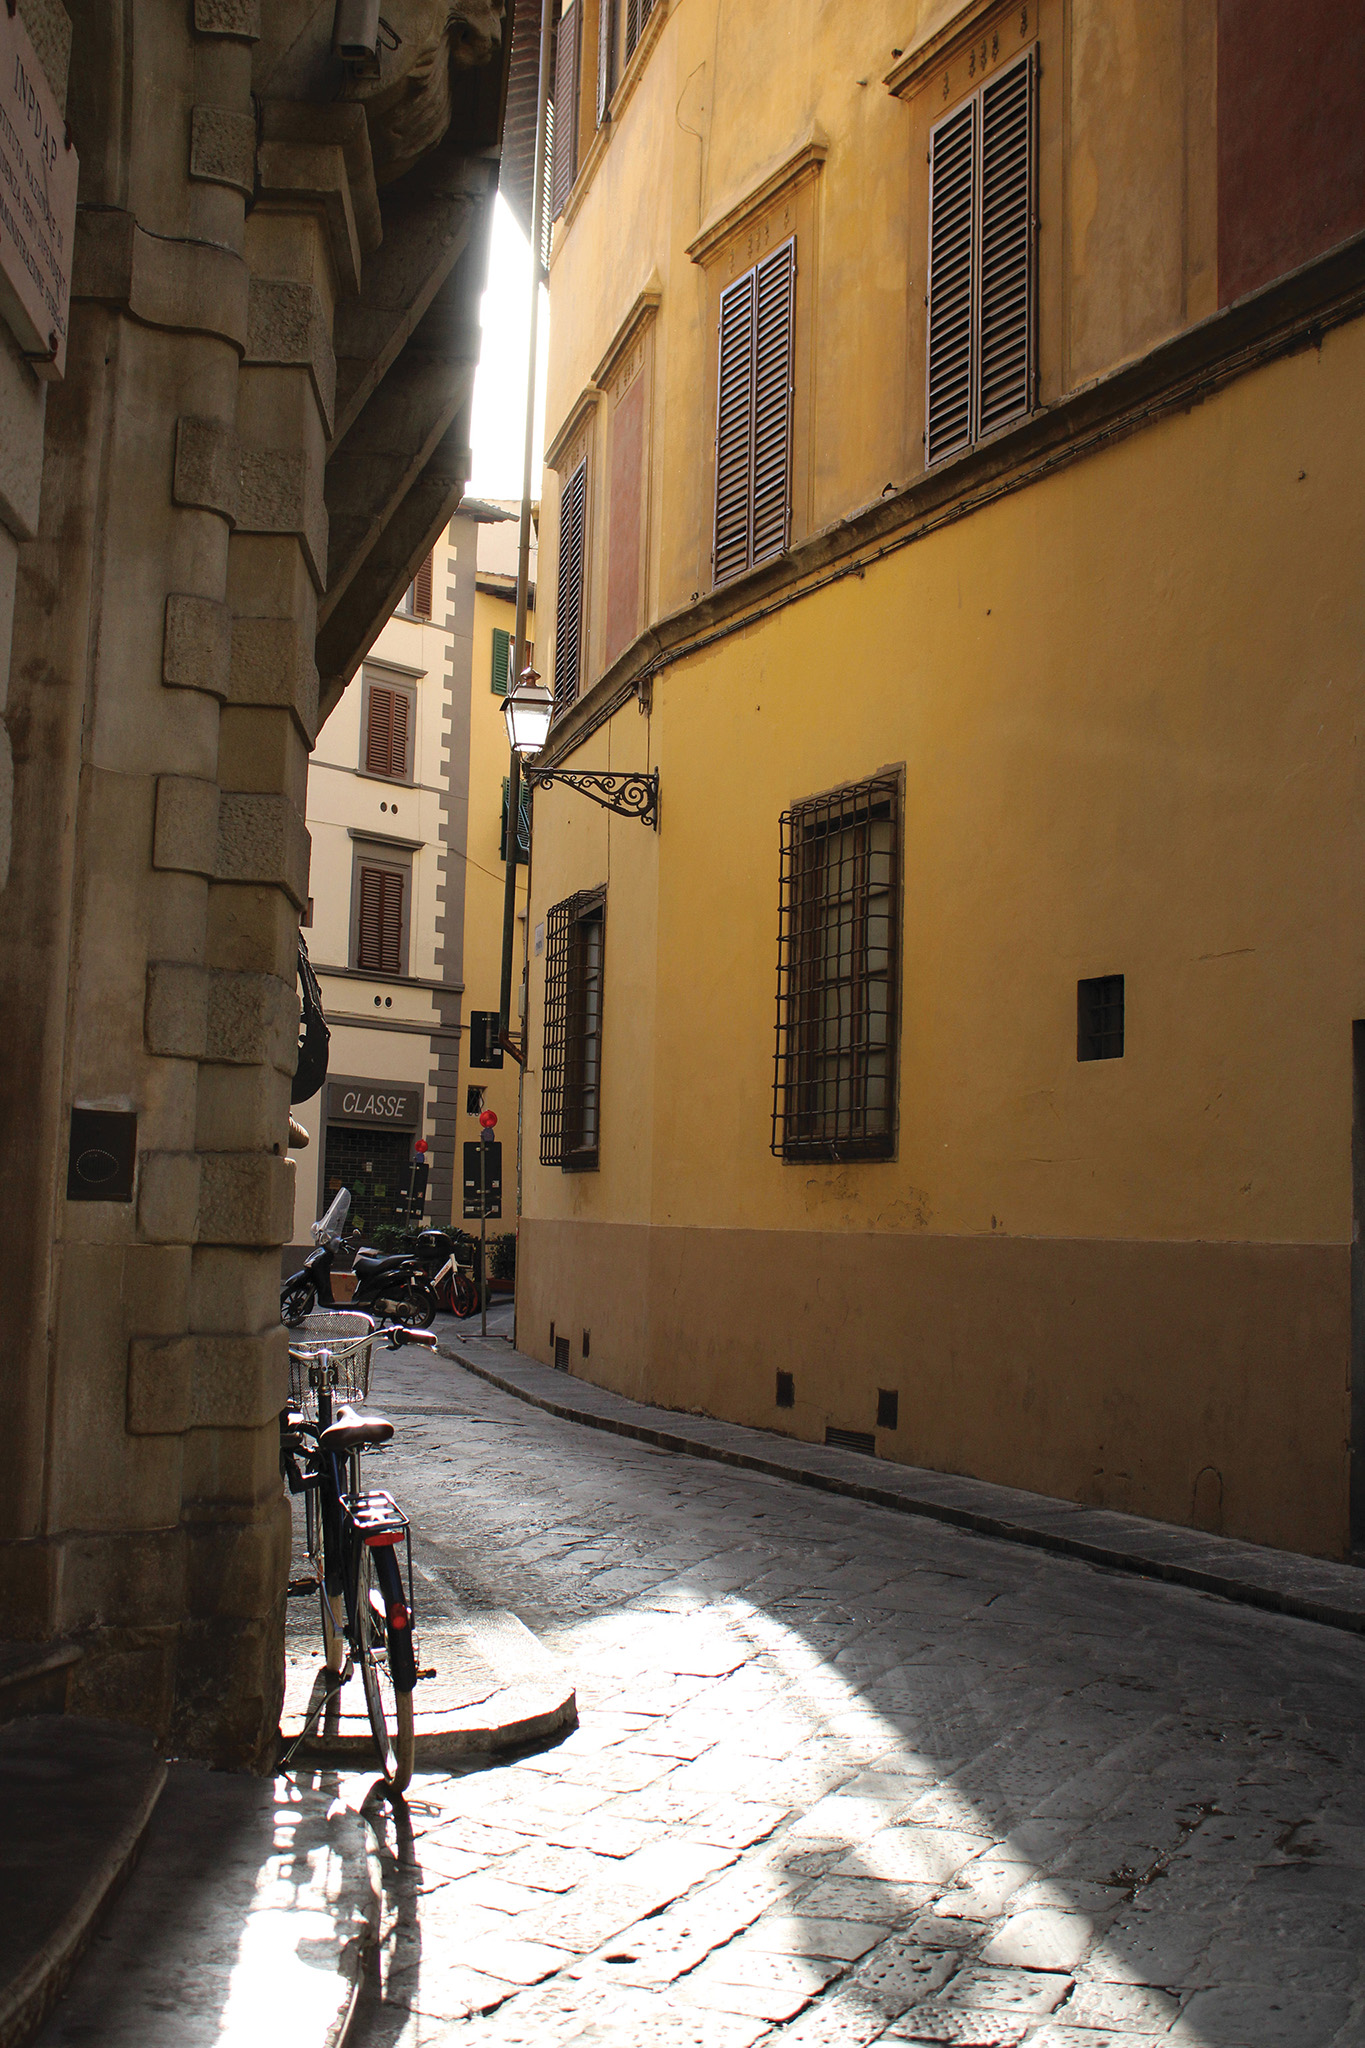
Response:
[389, 1603, 409, 1630]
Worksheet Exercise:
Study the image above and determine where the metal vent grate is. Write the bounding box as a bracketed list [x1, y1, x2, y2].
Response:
[1078, 974, 1124, 1061]
[554, 1335, 570, 1371]
[826, 1426, 877, 1456]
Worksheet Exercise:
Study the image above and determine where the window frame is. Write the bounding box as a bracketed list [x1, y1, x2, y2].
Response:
[359, 669, 417, 785]
[349, 846, 412, 977]
[540, 886, 607, 1172]
[772, 771, 903, 1163]
[552, 456, 589, 719]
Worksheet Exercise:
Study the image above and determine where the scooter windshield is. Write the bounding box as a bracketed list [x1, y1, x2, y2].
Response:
[312, 1186, 352, 1245]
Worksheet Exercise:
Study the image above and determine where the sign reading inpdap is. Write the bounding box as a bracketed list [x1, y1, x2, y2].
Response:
[0, 7, 77, 379]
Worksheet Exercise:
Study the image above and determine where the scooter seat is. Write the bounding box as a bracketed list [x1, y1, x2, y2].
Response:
[319, 1406, 394, 1452]
[352, 1252, 404, 1281]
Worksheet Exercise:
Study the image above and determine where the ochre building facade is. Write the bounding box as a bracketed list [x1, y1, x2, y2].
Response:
[520, 0, 1365, 1560]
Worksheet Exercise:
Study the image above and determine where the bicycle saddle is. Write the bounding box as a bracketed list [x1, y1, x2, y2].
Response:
[319, 1406, 394, 1452]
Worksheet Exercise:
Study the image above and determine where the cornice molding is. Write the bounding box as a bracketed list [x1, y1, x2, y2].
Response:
[884, 0, 1032, 99]
[591, 280, 663, 390]
[686, 134, 828, 268]
[545, 386, 602, 473]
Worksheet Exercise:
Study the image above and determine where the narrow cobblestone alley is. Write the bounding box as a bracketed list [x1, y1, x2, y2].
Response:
[339, 1342, 1365, 2048]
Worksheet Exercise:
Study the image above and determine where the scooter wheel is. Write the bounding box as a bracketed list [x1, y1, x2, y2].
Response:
[393, 1278, 438, 1329]
[281, 1279, 315, 1326]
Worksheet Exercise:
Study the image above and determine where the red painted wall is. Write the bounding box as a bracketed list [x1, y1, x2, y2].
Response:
[1218, 0, 1365, 306]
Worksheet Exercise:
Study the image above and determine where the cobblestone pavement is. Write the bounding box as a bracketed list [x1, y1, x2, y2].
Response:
[340, 1343, 1365, 2048]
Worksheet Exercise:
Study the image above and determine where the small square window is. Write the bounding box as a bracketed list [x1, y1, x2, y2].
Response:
[775, 1371, 795, 1409]
[1078, 975, 1124, 1061]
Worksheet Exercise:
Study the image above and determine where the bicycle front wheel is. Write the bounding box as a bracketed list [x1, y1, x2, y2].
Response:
[356, 1544, 415, 1790]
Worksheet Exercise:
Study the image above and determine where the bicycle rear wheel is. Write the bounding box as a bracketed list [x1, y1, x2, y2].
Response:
[356, 1543, 415, 1790]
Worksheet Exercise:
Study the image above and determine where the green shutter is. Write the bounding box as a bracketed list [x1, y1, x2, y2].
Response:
[491, 627, 511, 696]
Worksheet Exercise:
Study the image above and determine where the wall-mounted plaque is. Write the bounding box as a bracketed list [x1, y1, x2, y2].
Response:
[67, 1108, 137, 1203]
[0, 8, 78, 378]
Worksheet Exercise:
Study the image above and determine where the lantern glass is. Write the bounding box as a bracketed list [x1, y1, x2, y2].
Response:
[503, 668, 554, 756]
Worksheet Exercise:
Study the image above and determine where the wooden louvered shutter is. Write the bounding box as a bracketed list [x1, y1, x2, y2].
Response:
[623, 0, 640, 59]
[551, 3, 579, 217]
[491, 626, 511, 695]
[751, 239, 795, 568]
[926, 96, 977, 464]
[596, 0, 614, 122]
[366, 686, 394, 775]
[978, 49, 1035, 438]
[553, 459, 587, 716]
[413, 552, 433, 617]
[388, 690, 409, 780]
[357, 865, 404, 973]
[713, 269, 755, 587]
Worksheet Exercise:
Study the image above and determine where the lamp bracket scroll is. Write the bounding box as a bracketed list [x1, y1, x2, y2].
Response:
[523, 768, 659, 830]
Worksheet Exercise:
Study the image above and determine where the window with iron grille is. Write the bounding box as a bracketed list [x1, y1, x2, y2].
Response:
[1077, 975, 1124, 1061]
[925, 46, 1036, 465]
[540, 887, 606, 1170]
[353, 858, 408, 975]
[362, 676, 414, 781]
[714, 239, 795, 587]
[553, 458, 588, 717]
[772, 773, 901, 1161]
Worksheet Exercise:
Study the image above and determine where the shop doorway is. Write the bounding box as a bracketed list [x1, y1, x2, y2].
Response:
[322, 1124, 414, 1243]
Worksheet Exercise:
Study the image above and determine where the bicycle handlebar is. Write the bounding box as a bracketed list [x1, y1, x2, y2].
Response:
[385, 1327, 438, 1350]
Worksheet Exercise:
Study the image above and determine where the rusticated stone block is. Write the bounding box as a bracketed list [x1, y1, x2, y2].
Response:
[237, 447, 328, 588]
[189, 1328, 289, 1429]
[204, 969, 297, 1070]
[245, 278, 336, 434]
[193, 0, 260, 37]
[173, 417, 239, 523]
[145, 961, 209, 1060]
[197, 1153, 294, 1246]
[164, 594, 231, 698]
[216, 793, 310, 908]
[138, 1153, 202, 1243]
[190, 1246, 281, 1336]
[127, 1335, 195, 1434]
[153, 777, 220, 876]
[189, 105, 256, 198]
[228, 615, 319, 735]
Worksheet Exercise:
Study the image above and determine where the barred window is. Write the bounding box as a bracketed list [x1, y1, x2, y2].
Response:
[541, 888, 606, 1170]
[773, 774, 901, 1160]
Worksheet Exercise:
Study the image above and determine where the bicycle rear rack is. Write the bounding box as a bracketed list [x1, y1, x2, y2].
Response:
[346, 1489, 408, 1547]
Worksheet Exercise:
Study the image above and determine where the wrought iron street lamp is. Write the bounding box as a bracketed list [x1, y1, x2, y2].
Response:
[502, 665, 660, 830]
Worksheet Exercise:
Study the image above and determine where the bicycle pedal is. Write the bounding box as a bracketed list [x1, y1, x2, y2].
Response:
[287, 1575, 320, 1597]
[415, 1666, 437, 1681]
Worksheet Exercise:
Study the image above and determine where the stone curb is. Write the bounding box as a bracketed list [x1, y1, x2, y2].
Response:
[281, 1616, 577, 1768]
[437, 1337, 1365, 1639]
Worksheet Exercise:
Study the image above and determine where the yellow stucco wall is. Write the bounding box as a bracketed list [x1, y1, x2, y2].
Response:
[518, 0, 1365, 1556]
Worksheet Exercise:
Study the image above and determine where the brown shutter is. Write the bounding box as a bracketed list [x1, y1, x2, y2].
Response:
[712, 268, 755, 587]
[751, 238, 795, 568]
[366, 686, 394, 776]
[552, 458, 587, 715]
[596, 0, 614, 122]
[551, 2, 579, 217]
[388, 689, 409, 780]
[357, 865, 404, 973]
[978, 49, 1035, 437]
[413, 551, 433, 618]
[623, 0, 641, 59]
[926, 95, 976, 464]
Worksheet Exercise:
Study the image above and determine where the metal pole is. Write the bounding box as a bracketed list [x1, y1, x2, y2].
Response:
[479, 1141, 488, 1339]
[499, 0, 556, 1043]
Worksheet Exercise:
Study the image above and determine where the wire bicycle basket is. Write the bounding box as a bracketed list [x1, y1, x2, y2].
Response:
[287, 1310, 379, 1420]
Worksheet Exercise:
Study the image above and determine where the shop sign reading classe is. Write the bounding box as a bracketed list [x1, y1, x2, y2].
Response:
[327, 1080, 421, 1129]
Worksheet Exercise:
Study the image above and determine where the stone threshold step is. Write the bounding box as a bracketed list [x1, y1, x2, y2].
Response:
[0, 1644, 83, 1726]
[281, 1613, 576, 1767]
[440, 1337, 1365, 1639]
[0, 1714, 166, 2048]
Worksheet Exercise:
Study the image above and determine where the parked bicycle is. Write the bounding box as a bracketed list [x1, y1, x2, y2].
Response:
[279, 1310, 435, 1790]
[414, 1227, 480, 1319]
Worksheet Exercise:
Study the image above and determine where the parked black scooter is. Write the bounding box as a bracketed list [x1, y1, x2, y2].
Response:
[281, 1187, 437, 1329]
